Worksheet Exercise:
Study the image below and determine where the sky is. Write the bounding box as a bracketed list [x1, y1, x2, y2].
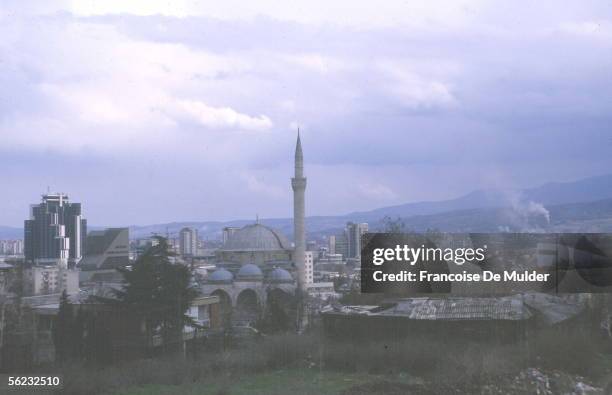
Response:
[1, 1, 611, 227]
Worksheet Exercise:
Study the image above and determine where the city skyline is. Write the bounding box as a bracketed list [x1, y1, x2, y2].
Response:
[2, 1, 612, 226]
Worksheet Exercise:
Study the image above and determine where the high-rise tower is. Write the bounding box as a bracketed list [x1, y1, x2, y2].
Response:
[291, 132, 307, 290]
[24, 193, 87, 267]
[179, 227, 198, 257]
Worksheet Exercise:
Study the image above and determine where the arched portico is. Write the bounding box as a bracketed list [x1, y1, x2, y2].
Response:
[235, 288, 260, 325]
[211, 289, 232, 327]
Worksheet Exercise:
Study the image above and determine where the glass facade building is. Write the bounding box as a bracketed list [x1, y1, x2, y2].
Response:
[24, 193, 87, 267]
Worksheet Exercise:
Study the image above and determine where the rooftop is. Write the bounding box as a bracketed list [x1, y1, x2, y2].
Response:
[323, 296, 533, 321]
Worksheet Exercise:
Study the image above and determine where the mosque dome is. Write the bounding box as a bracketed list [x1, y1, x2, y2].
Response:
[222, 224, 290, 251]
[267, 268, 294, 283]
[207, 268, 234, 283]
[236, 263, 264, 280]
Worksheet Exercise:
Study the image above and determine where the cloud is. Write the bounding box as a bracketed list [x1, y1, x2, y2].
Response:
[171, 99, 272, 131]
[0, 14, 273, 155]
[241, 172, 286, 198]
[1, 1, 612, 226]
[559, 20, 612, 41]
[279, 100, 296, 113]
[376, 60, 457, 109]
[284, 54, 345, 74]
[65, 0, 482, 29]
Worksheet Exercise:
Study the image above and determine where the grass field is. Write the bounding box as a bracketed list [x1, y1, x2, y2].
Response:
[56, 327, 611, 395]
[111, 369, 420, 395]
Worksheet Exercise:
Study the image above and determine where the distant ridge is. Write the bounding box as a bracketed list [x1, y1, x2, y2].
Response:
[2, 174, 612, 240]
[345, 173, 612, 221]
[126, 173, 612, 239]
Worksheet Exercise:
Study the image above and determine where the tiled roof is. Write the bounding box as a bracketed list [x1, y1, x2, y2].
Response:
[324, 296, 534, 321]
[381, 297, 532, 321]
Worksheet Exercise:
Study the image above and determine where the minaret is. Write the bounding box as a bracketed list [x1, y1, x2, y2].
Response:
[292, 131, 307, 290]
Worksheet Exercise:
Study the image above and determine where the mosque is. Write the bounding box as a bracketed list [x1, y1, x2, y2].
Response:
[201, 133, 309, 326]
[215, 223, 293, 267]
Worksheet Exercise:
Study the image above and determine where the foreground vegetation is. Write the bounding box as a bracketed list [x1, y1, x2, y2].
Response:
[42, 325, 612, 395]
[111, 369, 421, 395]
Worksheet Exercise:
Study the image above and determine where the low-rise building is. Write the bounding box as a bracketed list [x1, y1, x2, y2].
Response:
[80, 228, 130, 271]
[321, 294, 587, 341]
[306, 282, 337, 300]
[23, 266, 79, 296]
[316, 253, 343, 265]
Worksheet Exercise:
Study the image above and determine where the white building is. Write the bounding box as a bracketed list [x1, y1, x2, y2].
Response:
[346, 222, 368, 259]
[23, 265, 79, 296]
[305, 250, 314, 285]
[0, 240, 24, 255]
[328, 235, 336, 255]
[306, 282, 337, 300]
[179, 227, 198, 257]
[222, 227, 240, 244]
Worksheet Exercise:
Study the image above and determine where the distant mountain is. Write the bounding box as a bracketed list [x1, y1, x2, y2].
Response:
[345, 173, 612, 222]
[524, 174, 612, 206]
[365, 198, 612, 234]
[127, 173, 612, 239]
[3, 174, 612, 240]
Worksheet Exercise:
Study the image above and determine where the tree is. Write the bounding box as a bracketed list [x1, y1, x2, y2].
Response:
[0, 264, 36, 370]
[114, 236, 199, 353]
[53, 290, 71, 363]
[256, 289, 296, 334]
[382, 216, 406, 233]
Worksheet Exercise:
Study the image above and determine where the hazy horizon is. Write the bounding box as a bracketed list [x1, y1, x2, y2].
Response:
[2, 1, 612, 227]
[0, 171, 609, 230]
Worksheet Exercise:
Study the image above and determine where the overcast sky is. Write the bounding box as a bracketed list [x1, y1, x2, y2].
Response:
[1, 1, 611, 227]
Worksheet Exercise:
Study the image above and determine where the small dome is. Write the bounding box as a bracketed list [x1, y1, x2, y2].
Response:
[237, 263, 263, 280]
[267, 268, 293, 283]
[207, 268, 234, 283]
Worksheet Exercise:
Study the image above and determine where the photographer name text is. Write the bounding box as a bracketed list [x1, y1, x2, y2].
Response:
[372, 270, 550, 283]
